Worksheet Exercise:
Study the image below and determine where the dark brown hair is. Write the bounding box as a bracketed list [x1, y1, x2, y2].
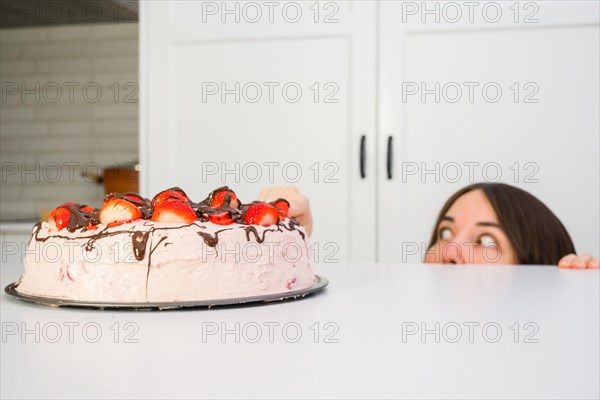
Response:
[427, 183, 576, 265]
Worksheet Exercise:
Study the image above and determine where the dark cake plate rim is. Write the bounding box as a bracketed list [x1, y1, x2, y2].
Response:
[4, 275, 329, 311]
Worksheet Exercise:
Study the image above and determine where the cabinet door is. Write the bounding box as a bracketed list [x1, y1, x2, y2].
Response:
[379, 1, 600, 262]
[140, 1, 377, 262]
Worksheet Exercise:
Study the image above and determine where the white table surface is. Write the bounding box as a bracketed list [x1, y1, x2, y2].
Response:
[1, 255, 599, 399]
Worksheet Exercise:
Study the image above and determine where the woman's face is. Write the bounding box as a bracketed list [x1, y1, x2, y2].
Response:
[424, 189, 518, 265]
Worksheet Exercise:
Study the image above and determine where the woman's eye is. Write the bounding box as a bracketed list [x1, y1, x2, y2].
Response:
[439, 228, 452, 240]
[479, 234, 497, 247]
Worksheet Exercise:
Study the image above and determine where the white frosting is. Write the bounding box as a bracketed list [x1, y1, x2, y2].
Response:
[17, 219, 317, 303]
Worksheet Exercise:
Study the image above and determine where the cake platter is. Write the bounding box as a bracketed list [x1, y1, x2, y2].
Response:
[4, 275, 329, 311]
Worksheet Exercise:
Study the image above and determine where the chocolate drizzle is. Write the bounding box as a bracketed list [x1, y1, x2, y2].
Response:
[244, 226, 278, 244]
[65, 207, 90, 231]
[197, 228, 232, 247]
[132, 231, 151, 261]
[82, 225, 137, 252]
[280, 218, 305, 241]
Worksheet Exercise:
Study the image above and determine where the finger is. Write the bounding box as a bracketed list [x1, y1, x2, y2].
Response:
[256, 188, 270, 202]
[574, 253, 592, 268]
[288, 197, 308, 218]
[558, 254, 577, 268]
[258, 187, 280, 202]
[258, 186, 308, 220]
[579, 253, 593, 262]
[262, 189, 275, 202]
[285, 185, 299, 194]
[586, 257, 599, 269]
[272, 187, 290, 202]
[571, 255, 588, 269]
[257, 187, 279, 202]
[287, 201, 304, 218]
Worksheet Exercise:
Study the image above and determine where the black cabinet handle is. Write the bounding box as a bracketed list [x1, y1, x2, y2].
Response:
[360, 135, 366, 179]
[386, 136, 393, 180]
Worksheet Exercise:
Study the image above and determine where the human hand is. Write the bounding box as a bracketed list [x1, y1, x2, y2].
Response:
[558, 253, 599, 269]
[257, 186, 313, 237]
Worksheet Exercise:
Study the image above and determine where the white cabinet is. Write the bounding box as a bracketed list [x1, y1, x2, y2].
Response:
[140, 1, 377, 262]
[378, 1, 600, 262]
[141, 1, 599, 263]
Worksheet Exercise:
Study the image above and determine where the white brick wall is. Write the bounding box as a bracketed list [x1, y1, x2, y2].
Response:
[0, 23, 139, 219]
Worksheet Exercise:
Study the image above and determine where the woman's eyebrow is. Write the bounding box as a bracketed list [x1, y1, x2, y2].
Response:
[477, 221, 500, 227]
[441, 216, 454, 222]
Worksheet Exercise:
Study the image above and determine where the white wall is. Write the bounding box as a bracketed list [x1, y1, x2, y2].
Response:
[0, 23, 138, 218]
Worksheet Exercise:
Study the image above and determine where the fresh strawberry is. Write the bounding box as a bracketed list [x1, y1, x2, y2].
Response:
[152, 199, 197, 223]
[270, 199, 290, 218]
[210, 188, 240, 209]
[124, 193, 149, 205]
[209, 210, 235, 225]
[99, 198, 142, 225]
[243, 203, 279, 226]
[80, 205, 95, 213]
[48, 206, 71, 231]
[152, 188, 190, 208]
[49, 204, 94, 231]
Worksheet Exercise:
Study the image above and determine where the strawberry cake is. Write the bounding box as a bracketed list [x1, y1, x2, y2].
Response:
[15, 187, 318, 303]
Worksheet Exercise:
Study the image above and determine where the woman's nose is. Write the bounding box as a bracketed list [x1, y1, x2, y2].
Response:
[442, 241, 466, 264]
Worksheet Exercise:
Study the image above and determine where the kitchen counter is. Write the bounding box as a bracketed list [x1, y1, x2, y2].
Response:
[0, 221, 37, 234]
[1, 255, 598, 399]
[0, 222, 35, 261]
